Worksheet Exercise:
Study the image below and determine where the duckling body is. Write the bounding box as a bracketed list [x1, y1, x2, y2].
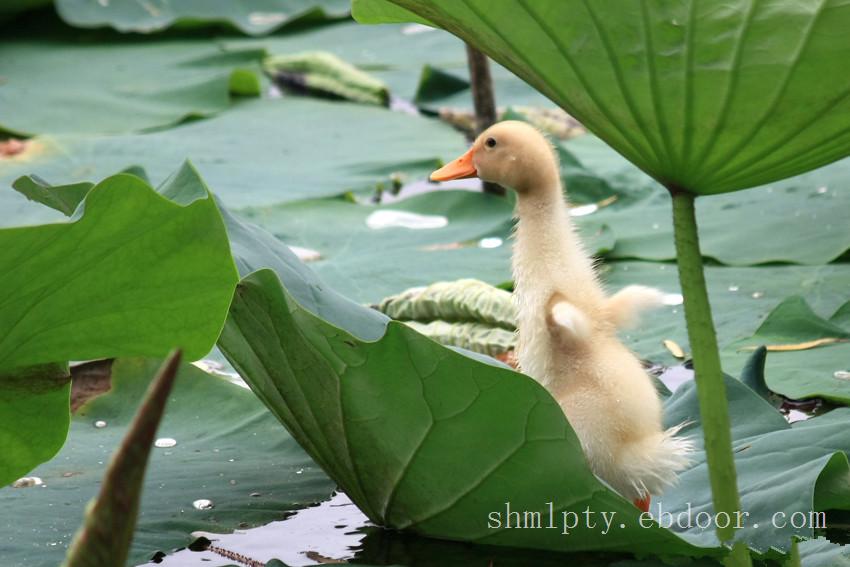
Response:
[432, 121, 691, 506]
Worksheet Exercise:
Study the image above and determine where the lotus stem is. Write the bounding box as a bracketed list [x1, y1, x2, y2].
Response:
[670, 191, 751, 567]
[465, 44, 504, 196]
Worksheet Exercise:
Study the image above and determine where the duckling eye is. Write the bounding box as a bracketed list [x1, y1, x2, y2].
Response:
[485, 137, 497, 148]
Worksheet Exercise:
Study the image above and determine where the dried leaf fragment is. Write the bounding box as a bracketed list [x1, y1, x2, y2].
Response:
[663, 339, 686, 359]
[739, 338, 848, 352]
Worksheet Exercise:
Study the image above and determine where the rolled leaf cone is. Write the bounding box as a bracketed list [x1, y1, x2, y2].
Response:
[377, 278, 517, 330]
[62, 351, 181, 567]
[264, 51, 389, 106]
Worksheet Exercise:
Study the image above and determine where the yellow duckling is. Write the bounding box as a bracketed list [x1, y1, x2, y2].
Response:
[431, 121, 692, 511]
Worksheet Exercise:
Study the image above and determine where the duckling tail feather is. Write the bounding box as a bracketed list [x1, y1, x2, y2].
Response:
[606, 285, 666, 329]
[621, 421, 695, 499]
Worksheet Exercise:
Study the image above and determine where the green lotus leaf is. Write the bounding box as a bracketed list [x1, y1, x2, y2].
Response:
[739, 347, 773, 405]
[264, 51, 390, 105]
[351, 0, 429, 25]
[220, 268, 715, 558]
[377, 279, 518, 357]
[378, 279, 516, 329]
[0, 163, 238, 487]
[739, 296, 850, 345]
[12, 175, 93, 216]
[414, 65, 470, 105]
[1, 166, 237, 369]
[56, 0, 350, 35]
[357, 0, 850, 195]
[0, 13, 266, 136]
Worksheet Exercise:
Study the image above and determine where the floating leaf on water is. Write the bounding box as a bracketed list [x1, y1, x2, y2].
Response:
[663, 340, 686, 360]
[192, 499, 214, 510]
[377, 279, 516, 329]
[264, 51, 389, 106]
[12, 476, 43, 488]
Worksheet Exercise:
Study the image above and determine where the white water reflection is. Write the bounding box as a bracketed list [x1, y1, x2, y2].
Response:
[142, 492, 369, 566]
[366, 210, 448, 230]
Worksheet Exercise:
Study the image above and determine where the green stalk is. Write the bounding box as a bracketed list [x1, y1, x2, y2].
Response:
[670, 191, 751, 567]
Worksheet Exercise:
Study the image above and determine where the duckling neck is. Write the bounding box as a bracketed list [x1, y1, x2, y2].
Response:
[512, 179, 603, 387]
[512, 182, 599, 302]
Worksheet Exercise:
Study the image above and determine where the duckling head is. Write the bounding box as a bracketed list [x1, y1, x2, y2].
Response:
[431, 120, 560, 195]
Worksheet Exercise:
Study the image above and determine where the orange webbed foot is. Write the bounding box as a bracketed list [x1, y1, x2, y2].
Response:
[633, 496, 650, 513]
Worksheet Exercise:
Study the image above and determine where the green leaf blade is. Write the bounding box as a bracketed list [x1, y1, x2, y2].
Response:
[0, 172, 238, 369]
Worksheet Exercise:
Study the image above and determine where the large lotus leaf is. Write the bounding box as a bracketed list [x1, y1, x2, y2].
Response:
[236, 189, 613, 304]
[218, 250, 850, 558]
[0, 165, 237, 487]
[220, 268, 715, 558]
[357, 0, 850, 195]
[601, 262, 850, 404]
[0, 97, 467, 228]
[0, 14, 265, 136]
[55, 0, 350, 35]
[0, 168, 237, 369]
[0, 358, 334, 567]
[223, 20, 551, 110]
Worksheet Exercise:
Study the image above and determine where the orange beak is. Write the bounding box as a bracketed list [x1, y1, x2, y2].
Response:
[430, 148, 478, 181]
